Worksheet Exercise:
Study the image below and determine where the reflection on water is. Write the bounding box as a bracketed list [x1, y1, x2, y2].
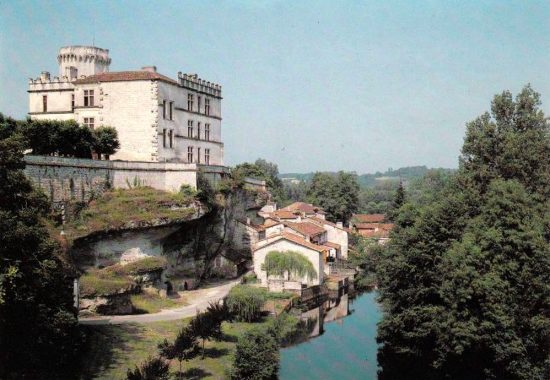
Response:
[280, 291, 380, 380]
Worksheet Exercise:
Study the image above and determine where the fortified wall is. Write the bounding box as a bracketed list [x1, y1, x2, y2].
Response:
[23, 155, 229, 203]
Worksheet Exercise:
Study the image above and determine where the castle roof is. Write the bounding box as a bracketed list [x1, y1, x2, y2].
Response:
[74, 70, 178, 85]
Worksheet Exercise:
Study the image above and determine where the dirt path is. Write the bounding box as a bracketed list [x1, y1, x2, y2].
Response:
[79, 278, 241, 325]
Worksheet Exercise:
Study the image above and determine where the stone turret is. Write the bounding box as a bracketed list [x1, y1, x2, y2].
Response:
[57, 45, 111, 79]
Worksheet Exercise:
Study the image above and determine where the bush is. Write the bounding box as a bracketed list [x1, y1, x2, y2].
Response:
[126, 356, 170, 380]
[226, 285, 266, 322]
[231, 328, 279, 380]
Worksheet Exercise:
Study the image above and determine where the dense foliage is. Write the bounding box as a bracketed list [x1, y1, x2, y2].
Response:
[126, 356, 170, 380]
[226, 285, 267, 322]
[233, 158, 285, 204]
[376, 85, 550, 379]
[0, 128, 81, 376]
[306, 171, 360, 223]
[0, 114, 120, 159]
[231, 328, 280, 380]
[158, 326, 198, 378]
[263, 250, 317, 282]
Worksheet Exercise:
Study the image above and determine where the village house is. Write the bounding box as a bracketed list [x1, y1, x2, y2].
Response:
[28, 45, 224, 165]
[350, 213, 394, 244]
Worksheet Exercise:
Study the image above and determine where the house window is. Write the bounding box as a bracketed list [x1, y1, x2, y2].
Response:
[205, 149, 210, 165]
[162, 128, 167, 148]
[71, 94, 75, 110]
[187, 147, 193, 163]
[169, 130, 173, 148]
[83, 117, 95, 129]
[197, 122, 201, 140]
[187, 94, 194, 111]
[162, 100, 166, 119]
[205, 98, 210, 115]
[197, 147, 201, 164]
[42, 95, 47, 112]
[187, 120, 193, 138]
[84, 90, 94, 107]
[197, 96, 202, 113]
[169, 101, 173, 120]
[205, 124, 210, 141]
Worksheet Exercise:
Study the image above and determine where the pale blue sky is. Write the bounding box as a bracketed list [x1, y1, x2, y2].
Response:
[1, 1, 549, 173]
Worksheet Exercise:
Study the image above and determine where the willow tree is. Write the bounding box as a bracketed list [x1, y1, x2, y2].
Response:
[263, 251, 317, 282]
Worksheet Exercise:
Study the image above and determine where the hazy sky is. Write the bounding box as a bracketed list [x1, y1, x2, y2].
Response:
[1, 1, 549, 173]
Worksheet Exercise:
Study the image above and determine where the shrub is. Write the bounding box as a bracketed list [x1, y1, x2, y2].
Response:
[92, 126, 120, 158]
[231, 328, 279, 380]
[126, 356, 170, 380]
[226, 285, 266, 322]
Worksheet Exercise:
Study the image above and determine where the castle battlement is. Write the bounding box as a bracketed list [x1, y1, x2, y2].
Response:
[28, 72, 75, 91]
[178, 72, 222, 97]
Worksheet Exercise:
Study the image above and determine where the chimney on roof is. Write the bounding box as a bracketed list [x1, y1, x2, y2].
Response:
[297, 215, 302, 222]
[246, 217, 251, 225]
[336, 221, 343, 229]
[142, 66, 157, 73]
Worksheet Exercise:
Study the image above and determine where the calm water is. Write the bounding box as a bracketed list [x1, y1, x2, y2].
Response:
[280, 292, 381, 380]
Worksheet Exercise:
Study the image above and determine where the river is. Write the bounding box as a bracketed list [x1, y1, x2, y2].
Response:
[280, 291, 381, 380]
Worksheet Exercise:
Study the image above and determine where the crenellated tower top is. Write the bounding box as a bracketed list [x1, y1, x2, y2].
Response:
[57, 45, 111, 79]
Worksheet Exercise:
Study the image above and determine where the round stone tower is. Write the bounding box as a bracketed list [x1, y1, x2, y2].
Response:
[57, 45, 111, 79]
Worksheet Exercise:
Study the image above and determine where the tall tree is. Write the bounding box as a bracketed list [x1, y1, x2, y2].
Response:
[231, 328, 279, 380]
[158, 327, 198, 378]
[306, 171, 359, 223]
[0, 134, 81, 377]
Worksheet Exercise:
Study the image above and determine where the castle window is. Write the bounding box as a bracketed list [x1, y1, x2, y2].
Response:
[197, 147, 201, 164]
[187, 94, 194, 111]
[83, 117, 95, 129]
[84, 90, 94, 107]
[162, 128, 167, 148]
[169, 102, 173, 120]
[197, 96, 202, 113]
[71, 94, 75, 110]
[187, 147, 193, 163]
[187, 120, 193, 137]
[162, 100, 166, 119]
[205, 149, 210, 165]
[205, 124, 210, 141]
[169, 130, 173, 148]
[197, 122, 201, 140]
[205, 98, 210, 115]
[42, 95, 47, 112]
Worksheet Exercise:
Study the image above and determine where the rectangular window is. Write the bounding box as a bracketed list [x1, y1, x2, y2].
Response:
[187, 94, 194, 111]
[71, 94, 75, 110]
[187, 147, 193, 163]
[197, 122, 201, 140]
[83, 117, 95, 129]
[205, 124, 210, 141]
[197, 147, 201, 164]
[162, 100, 166, 119]
[162, 128, 167, 148]
[187, 120, 193, 138]
[169, 130, 173, 148]
[84, 90, 94, 107]
[169, 101, 173, 120]
[197, 96, 202, 114]
[42, 95, 47, 112]
[205, 98, 210, 116]
[205, 148, 210, 165]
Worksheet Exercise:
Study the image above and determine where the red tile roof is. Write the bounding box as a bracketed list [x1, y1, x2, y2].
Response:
[284, 221, 325, 237]
[307, 216, 352, 233]
[270, 210, 299, 219]
[323, 241, 341, 250]
[281, 202, 324, 215]
[74, 71, 178, 85]
[279, 232, 328, 253]
[352, 214, 386, 223]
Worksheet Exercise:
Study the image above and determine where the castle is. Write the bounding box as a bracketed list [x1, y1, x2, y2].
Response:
[28, 45, 223, 165]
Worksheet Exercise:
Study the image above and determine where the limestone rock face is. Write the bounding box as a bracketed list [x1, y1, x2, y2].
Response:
[80, 293, 133, 315]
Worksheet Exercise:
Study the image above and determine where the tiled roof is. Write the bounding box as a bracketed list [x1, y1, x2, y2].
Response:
[355, 223, 394, 231]
[307, 216, 352, 233]
[254, 232, 328, 253]
[323, 241, 341, 250]
[270, 210, 299, 219]
[283, 221, 325, 237]
[280, 202, 324, 215]
[352, 214, 386, 223]
[74, 71, 178, 85]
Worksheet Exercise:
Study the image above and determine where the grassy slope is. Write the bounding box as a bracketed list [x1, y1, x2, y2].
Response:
[63, 187, 198, 242]
[80, 318, 268, 380]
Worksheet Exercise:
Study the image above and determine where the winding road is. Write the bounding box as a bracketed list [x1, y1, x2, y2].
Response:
[79, 278, 241, 325]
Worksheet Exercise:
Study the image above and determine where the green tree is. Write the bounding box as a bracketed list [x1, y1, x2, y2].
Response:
[376, 85, 550, 379]
[263, 250, 317, 282]
[387, 180, 405, 221]
[226, 285, 266, 322]
[0, 134, 81, 377]
[158, 327, 198, 378]
[231, 328, 280, 380]
[233, 158, 286, 204]
[306, 171, 359, 223]
[188, 309, 223, 358]
[126, 356, 170, 380]
[93, 126, 120, 159]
